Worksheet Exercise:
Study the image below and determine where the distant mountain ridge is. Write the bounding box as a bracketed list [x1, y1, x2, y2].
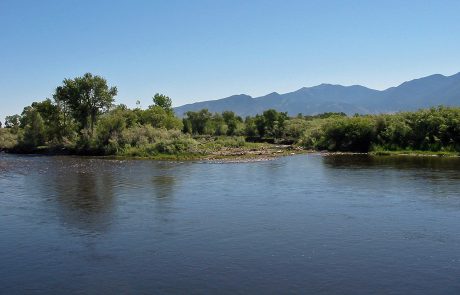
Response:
[174, 72, 460, 116]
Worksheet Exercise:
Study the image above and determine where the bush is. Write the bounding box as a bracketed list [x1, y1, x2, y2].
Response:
[299, 119, 329, 149]
[0, 128, 19, 149]
[95, 112, 127, 154]
[284, 118, 310, 140]
[119, 125, 198, 156]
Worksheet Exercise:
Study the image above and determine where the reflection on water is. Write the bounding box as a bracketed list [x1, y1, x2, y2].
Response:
[152, 175, 176, 199]
[1, 154, 460, 294]
[54, 169, 115, 234]
[323, 154, 460, 172]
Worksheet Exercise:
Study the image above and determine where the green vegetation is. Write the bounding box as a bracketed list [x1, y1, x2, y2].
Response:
[0, 128, 18, 150]
[299, 108, 460, 154]
[1, 73, 460, 158]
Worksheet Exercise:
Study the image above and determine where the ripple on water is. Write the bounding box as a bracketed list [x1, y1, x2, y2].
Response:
[1, 154, 460, 294]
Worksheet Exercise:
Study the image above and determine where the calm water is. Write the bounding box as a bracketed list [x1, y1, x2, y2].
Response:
[1, 154, 460, 294]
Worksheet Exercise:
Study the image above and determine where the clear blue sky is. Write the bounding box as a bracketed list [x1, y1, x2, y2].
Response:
[1, 0, 460, 121]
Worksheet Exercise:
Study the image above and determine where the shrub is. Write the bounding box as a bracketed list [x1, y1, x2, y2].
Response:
[0, 128, 19, 149]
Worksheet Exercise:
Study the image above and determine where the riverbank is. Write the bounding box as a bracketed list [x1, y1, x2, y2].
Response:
[3, 146, 458, 163]
[0, 141, 307, 162]
[2, 129, 459, 161]
[104, 144, 306, 162]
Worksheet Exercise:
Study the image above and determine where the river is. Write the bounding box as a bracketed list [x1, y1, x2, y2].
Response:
[1, 154, 460, 294]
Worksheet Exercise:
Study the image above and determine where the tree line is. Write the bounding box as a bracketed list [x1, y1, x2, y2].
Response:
[1, 73, 460, 155]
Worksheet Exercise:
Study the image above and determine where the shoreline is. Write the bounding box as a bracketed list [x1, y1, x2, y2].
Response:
[0, 144, 307, 163]
[2, 147, 459, 163]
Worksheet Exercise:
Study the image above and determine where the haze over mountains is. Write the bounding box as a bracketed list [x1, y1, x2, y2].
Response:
[174, 72, 460, 117]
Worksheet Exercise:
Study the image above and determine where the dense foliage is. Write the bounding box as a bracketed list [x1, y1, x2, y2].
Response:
[299, 107, 460, 152]
[1, 73, 460, 156]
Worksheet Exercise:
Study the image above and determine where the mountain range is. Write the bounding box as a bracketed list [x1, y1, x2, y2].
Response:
[174, 72, 460, 117]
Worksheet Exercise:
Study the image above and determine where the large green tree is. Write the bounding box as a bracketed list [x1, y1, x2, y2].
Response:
[183, 109, 213, 134]
[21, 108, 46, 147]
[152, 93, 173, 113]
[222, 111, 243, 136]
[25, 99, 62, 141]
[54, 73, 117, 134]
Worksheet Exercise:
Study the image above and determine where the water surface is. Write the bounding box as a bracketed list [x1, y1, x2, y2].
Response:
[1, 154, 460, 294]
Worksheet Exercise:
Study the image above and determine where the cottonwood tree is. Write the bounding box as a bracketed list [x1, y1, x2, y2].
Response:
[20, 107, 46, 147]
[152, 93, 173, 113]
[54, 73, 117, 134]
